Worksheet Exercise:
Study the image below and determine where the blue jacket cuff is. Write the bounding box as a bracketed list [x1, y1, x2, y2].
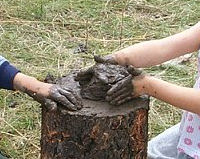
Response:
[0, 61, 20, 90]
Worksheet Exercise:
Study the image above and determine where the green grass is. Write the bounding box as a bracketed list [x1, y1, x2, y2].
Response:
[0, 0, 199, 158]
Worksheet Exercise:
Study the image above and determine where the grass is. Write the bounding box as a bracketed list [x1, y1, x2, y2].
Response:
[0, 0, 199, 158]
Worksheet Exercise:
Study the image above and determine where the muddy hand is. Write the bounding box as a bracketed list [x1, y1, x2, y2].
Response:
[106, 67, 142, 105]
[106, 75, 134, 105]
[47, 85, 83, 111]
[94, 55, 118, 65]
[26, 85, 83, 111]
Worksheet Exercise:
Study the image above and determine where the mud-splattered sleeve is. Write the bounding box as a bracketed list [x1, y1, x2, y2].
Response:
[0, 55, 20, 90]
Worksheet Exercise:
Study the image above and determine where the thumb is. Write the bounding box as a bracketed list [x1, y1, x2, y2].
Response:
[127, 66, 142, 76]
[94, 55, 105, 63]
[94, 55, 117, 65]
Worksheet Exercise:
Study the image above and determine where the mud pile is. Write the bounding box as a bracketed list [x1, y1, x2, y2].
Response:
[45, 58, 139, 105]
[76, 63, 131, 101]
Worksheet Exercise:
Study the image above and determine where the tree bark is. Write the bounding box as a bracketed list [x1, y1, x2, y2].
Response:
[41, 97, 149, 159]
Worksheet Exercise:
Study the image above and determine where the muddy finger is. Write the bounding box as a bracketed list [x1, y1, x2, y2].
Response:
[122, 75, 133, 85]
[75, 66, 94, 81]
[56, 94, 77, 111]
[106, 87, 128, 101]
[59, 89, 77, 106]
[113, 75, 132, 87]
[63, 89, 83, 110]
[62, 99, 78, 111]
[50, 92, 77, 110]
[109, 96, 133, 106]
[109, 90, 132, 104]
[117, 96, 133, 105]
[63, 88, 82, 102]
[127, 66, 142, 76]
[94, 55, 105, 63]
[107, 75, 132, 95]
[71, 92, 83, 110]
[94, 55, 117, 64]
[107, 82, 124, 95]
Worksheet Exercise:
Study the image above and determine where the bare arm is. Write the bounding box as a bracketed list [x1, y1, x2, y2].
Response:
[113, 22, 200, 67]
[13, 73, 51, 97]
[135, 75, 200, 114]
[106, 22, 200, 112]
[13, 73, 82, 111]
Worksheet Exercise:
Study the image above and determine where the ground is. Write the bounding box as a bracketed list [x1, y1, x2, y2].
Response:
[0, 0, 199, 158]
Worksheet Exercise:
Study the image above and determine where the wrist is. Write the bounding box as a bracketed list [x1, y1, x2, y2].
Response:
[113, 51, 127, 66]
[36, 81, 52, 97]
[133, 75, 153, 96]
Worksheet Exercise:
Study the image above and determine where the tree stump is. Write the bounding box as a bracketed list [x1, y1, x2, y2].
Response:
[41, 97, 149, 159]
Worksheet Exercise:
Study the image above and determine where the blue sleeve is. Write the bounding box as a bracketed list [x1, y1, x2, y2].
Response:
[0, 56, 20, 90]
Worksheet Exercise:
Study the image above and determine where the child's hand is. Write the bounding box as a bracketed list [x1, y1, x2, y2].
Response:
[106, 68, 144, 105]
[28, 83, 83, 111]
[106, 75, 133, 105]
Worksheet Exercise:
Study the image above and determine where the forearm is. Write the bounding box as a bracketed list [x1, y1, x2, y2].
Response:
[13, 73, 50, 97]
[0, 55, 50, 97]
[114, 40, 167, 67]
[138, 76, 200, 114]
[113, 22, 200, 67]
